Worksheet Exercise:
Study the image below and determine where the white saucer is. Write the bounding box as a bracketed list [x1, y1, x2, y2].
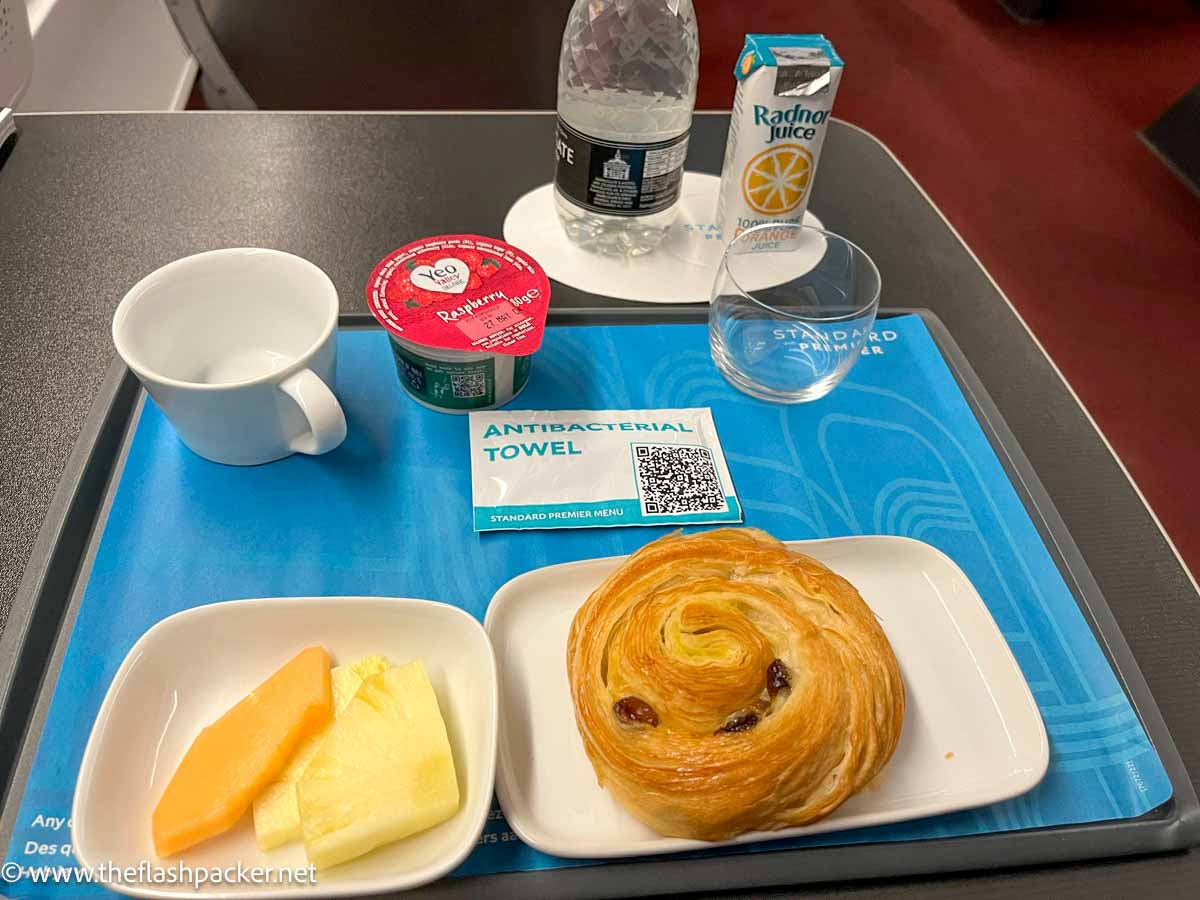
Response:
[502, 172, 823, 304]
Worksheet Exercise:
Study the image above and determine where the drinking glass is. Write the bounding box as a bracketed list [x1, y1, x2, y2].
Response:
[709, 223, 882, 403]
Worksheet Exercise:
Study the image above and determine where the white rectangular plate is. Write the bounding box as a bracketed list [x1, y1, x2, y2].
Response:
[485, 536, 1049, 858]
[72, 596, 498, 899]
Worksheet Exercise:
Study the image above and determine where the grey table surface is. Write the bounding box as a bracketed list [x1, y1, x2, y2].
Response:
[0, 112, 1197, 898]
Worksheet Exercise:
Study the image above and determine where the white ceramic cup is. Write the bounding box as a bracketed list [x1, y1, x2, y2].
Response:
[112, 248, 348, 466]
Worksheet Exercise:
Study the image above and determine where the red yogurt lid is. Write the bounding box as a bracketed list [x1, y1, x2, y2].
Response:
[366, 234, 551, 356]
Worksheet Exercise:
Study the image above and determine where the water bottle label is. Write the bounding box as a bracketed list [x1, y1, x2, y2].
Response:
[554, 118, 689, 216]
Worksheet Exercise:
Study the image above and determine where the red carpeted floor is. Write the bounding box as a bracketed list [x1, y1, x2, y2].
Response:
[692, 0, 1200, 575]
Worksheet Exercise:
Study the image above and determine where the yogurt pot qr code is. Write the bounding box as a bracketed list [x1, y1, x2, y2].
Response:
[367, 235, 551, 413]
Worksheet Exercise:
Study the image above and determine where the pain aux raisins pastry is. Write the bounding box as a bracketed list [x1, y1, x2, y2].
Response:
[566, 528, 905, 841]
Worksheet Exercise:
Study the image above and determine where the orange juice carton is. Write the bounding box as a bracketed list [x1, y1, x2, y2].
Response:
[717, 35, 843, 241]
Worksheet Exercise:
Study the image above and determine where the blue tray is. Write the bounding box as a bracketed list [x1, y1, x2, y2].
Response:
[0, 312, 1182, 897]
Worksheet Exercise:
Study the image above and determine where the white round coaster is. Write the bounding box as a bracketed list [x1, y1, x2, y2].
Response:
[502, 172, 823, 304]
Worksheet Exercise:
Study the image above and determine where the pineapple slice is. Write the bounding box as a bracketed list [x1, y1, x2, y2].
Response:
[253, 656, 390, 850]
[296, 661, 460, 870]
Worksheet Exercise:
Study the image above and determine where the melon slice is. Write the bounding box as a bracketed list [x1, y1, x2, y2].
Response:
[253, 655, 391, 850]
[152, 646, 332, 856]
[297, 661, 459, 870]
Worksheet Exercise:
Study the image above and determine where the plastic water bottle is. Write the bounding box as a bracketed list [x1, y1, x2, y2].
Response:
[554, 0, 699, 256]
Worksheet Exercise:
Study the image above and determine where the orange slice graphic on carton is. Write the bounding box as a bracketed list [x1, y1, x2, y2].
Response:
[741, 143, 814, 216]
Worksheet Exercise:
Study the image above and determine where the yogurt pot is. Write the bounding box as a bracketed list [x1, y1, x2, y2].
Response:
[366, 235, 551, 413]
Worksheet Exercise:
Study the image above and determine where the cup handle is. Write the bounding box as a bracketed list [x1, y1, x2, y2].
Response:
[279, 368, 347, 456]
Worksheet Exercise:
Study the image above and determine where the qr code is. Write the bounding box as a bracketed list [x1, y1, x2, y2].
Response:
[633, 444, 728, 515]
[450, 372, 486, 398]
